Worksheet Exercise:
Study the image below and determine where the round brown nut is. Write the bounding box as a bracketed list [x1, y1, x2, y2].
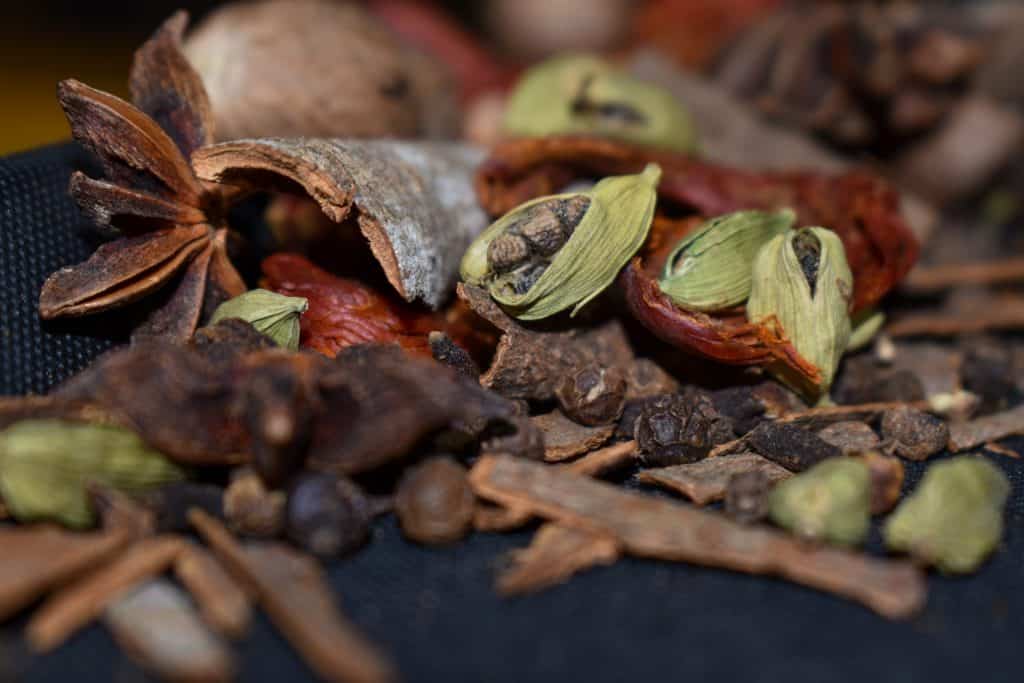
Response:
[395, 457, 476, 545]
[556, 365, 627, 426]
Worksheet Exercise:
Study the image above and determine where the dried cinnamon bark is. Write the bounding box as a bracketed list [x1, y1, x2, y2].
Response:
[457, 283, 634, 401]
[497, 523, 620, 596]
[190, 510, 396, 683]
[105, 579, 235, 683]
[0, 527, 128, 621]
[561, 440, 640, 477]
[175, 543, 252, 639]
[948, 405, 1024, 452]
[531, 411, 615, 462]
[470, 455, 926, 619]
[192, 138, 486, 309]
[27, 535, 185, 653]
[636, 452, 791, 506]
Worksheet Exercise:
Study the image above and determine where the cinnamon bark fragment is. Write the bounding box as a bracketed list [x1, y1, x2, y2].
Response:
[902, 257, 1024, 293]
[89, 484, 156, 540]
[105, 579, 235, 683]
[636, 452, 791, 506]
[192, 138, 487, 309]
[497, 523, 620, 596]
[887, 297, 1024, 337]
[561, 440, 640, 477]
[457, 283, 634, 401]
[174, 543, 252, 639]
[531, 411, 615, 462]
[469, 454, 927, 619]
[473, 503, 535, 533]
[27, 535, 185, 653]
[0, 527, 128, 621]
[189, 509, 396, 683]
[948, 404, 1024, 452]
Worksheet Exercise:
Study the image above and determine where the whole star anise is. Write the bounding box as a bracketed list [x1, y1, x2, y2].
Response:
[38, 13, 245, 342]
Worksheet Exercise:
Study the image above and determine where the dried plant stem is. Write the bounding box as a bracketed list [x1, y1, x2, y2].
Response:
[470, 455, 927, 619]
[27, 536, 185, 653]
[887, 298, 1024, 337]
[903, 257, 1024, 292]
[189, 509, 396, 683]
[948, 404, 1024, 452]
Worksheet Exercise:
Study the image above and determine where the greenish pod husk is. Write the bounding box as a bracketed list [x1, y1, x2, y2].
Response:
[0, 419, 186, 529]
[502, 54, 697, 153]
[884, 457, 1010, 574]
[461, 164, 662, 320]
[658, 208, 795, 311]
[846, 309, 886, 352]
[768, 457, 871, 547]
[747, 227, 853, 398]
[209, 288, 308, 350]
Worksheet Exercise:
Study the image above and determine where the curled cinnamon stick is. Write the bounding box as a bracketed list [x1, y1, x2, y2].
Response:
[469, 455, 926, 619]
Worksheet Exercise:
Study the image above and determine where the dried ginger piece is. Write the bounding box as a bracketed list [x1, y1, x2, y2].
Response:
[497, 524, 620, 596]
[470, 455, 926, 619]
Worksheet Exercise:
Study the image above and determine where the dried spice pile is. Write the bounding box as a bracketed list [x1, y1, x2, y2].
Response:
[3, 2, 1024, 682]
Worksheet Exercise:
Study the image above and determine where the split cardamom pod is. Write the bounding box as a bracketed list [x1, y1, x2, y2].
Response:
[884, 457, 1010, 574]
[461, 164, 662, 320]
[503, 54, 697, 153]
[658, 208, 795, 311]
[768, 457, 871, 547]
[0, 420, 186, 529]
[209, 289, 308, 350]
[747, 227, 854, 399]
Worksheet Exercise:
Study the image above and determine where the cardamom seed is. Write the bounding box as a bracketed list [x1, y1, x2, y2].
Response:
[658, 209, 795, 311]
[503, 54, 697, 153]
[747, 227, 854, 398]
[768, 457, 871, 547]
[461, 164, 662, 320]
[883, 456, 1010, 574]
[209, 289, 308, 350]
[0, 420, 185, 529]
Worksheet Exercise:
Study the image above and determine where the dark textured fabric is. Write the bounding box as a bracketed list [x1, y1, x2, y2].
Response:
[1, 145, 1022, 683]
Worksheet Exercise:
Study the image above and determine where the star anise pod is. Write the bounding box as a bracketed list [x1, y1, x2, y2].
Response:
[38, 13, 245, 343]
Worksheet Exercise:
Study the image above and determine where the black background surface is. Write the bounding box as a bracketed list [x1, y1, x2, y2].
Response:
[1, 145, 1022, 682]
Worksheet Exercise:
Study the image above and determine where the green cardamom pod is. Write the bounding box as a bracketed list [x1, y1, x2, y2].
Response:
[0, 419, 186, 529]
[769, 457, 871, 547]
[747, 227, 853, 398]
[503, 54, 697, 153]
[658, 208, 795, 311]
[210, 289, 308, 350]
[884, 457, 1010, 574]
[461, 164, 662, 320]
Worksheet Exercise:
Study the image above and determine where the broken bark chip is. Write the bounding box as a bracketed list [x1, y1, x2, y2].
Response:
[497, 523, 620, 596]
[636, 452, 791, 507]
[746, 422, 842, 472]
[725, 470, 773, 525]
[174, 543, 252, 639]
[531, 410, 615, 463]
[469, 454, 926, 619]
[817, 421, 882, 455]
[880, 406, 949, 461]
[948, 404, 1024, 452]
[192, 138, 487, 309]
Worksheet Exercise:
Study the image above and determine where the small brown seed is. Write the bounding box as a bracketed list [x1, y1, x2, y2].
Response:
[487, 233, 531, 273]
[223, 469, 285, 538]
[395, 457, 475, 545]
[634, 389, 735, 466]
[746, 422, 841, 472]
[519, 209, 569, 256]
[725, 470, 771, 524]
[556, 365, 627, 426]
[880, 406, 949, 461]
[285, 473, 372, 558]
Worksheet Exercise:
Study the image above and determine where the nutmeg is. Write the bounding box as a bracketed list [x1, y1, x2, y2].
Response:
[183, 0, 460, 141]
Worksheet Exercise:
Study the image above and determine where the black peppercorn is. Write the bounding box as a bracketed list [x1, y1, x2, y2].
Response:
[725, 470, 771, 524]
[286, 472, 372, 557]
[395, 457, 476, 545]
[556, 364, 627, 426]
[880, 406, 949, 461]
[746, 422, 841, 472]
[633, 388, 735, 466]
